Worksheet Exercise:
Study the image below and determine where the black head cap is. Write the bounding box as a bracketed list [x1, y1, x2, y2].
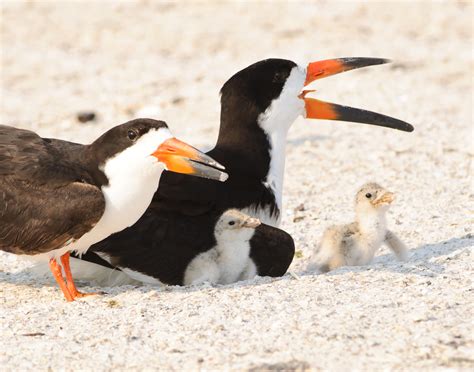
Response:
[90, 118, 168, 163]
[220, 58, 297, 113]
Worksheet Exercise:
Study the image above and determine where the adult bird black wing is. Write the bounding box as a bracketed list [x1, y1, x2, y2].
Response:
[0, 125, 105, 255]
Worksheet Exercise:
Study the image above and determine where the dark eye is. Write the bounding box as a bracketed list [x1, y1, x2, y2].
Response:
[365, 193, 372, 199]
[228, 221, 235, 226]
[273, 72, 284, 83]
[127, 130, 138, 141]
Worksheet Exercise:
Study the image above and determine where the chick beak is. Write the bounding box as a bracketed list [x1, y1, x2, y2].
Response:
[152, 138, 228, 182]
[242, 217, 261, 229]
[300, 57, 414, 132]
[372, 191, 395, 207]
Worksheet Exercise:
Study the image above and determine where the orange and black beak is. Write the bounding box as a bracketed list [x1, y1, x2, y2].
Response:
[152, 138, 228, 182]
[300, 58, 414, 132]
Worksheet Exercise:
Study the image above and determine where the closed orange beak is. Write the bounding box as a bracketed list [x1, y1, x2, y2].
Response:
[152, 138, 228, 182]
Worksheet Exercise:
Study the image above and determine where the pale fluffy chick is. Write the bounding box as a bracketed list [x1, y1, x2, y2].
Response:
[184, 209, 261, 286]
[309, 182, 408, 273]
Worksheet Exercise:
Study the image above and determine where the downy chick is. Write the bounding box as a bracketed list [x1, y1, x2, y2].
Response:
[184, 209, 261, 285]
[309, 182, 408, 272]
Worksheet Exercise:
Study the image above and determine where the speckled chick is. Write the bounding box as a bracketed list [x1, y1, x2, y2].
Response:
[184, 209, 261, 286]
[309, 182, 408, 273]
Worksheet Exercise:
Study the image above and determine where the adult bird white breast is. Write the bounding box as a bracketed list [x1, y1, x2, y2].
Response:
[0, 118, 227, 301]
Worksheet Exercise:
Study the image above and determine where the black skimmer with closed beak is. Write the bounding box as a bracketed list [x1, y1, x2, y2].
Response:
[0, 118, 227, 301]
[74, 58, 413, 285]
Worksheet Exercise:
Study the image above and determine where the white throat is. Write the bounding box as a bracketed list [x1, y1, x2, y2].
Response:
[356, 207, 388, 242]
[256, 65, 306, 223]
[70, 129, 172, 258]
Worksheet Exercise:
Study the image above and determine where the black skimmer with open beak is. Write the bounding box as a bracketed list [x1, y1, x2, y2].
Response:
[0, 118, 227, 301]
[73, 58, 413, 286]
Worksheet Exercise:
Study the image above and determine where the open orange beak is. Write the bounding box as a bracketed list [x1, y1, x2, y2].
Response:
[152, 138, 228, 181]
[300, 58, 414, 132]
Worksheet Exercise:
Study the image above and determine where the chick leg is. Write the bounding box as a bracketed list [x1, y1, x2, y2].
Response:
[49, 258, 74, 302]
[385, 230, 409, 261]
[60, 252, 98, 298]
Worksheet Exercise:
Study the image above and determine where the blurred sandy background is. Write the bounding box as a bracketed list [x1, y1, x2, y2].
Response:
[1, 1, 473, 370]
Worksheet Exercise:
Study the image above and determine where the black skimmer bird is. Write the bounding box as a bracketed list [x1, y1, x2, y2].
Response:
[0, 118, 227, 301]
[73, 57, 414, 285]
[308, 182, 408, 272]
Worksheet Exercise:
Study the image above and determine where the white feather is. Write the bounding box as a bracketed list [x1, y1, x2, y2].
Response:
[257, 66, 306, 215]
[29, 257, 140, 286]
[238, 259, 257, 281]
[32, 127, 173, 261]
[184, 211, 257, 286]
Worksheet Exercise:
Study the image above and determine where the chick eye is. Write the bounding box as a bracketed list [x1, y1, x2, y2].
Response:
[228, 221, 235, 226]
[365, 193, 372, 199]
[127, 130, 138, 141]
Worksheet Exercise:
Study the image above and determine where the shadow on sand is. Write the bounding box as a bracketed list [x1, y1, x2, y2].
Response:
[1, 234, 472, 298]
[302, 234, 473, 278]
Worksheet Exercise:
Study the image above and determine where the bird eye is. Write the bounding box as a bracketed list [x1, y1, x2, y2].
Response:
[365, 193, 372, 198]
[127, 130, 138, 141]
[273, 72, 283, 83]
[228, 221, 235, 226]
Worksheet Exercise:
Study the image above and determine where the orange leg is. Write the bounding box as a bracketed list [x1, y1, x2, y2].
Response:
[60, 252, 98, 299]
[49, 258, 74, 302]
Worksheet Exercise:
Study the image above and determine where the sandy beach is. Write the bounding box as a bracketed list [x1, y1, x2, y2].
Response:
[1, 1, 473, 370]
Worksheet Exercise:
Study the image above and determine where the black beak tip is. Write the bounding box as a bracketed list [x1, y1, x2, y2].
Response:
[378, 58, 392, 65]
[397, 120, 415, 132]
[339, 57, 392, 69]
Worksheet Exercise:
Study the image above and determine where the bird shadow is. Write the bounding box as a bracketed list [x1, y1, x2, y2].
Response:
[2, 234, 472, 298]
[0, 258, 287, 298]
[300, 233, 473, 278]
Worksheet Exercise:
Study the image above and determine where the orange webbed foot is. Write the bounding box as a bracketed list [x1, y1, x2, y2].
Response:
[49, 258, 74, 302]
[60, 252, 103, 301]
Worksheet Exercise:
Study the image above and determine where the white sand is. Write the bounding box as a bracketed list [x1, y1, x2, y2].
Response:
[1, 1, 473, 370]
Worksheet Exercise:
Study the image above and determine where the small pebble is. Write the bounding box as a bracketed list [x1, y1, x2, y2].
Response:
[76, 111, 96, 123]
[294, 203, 305, 212]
